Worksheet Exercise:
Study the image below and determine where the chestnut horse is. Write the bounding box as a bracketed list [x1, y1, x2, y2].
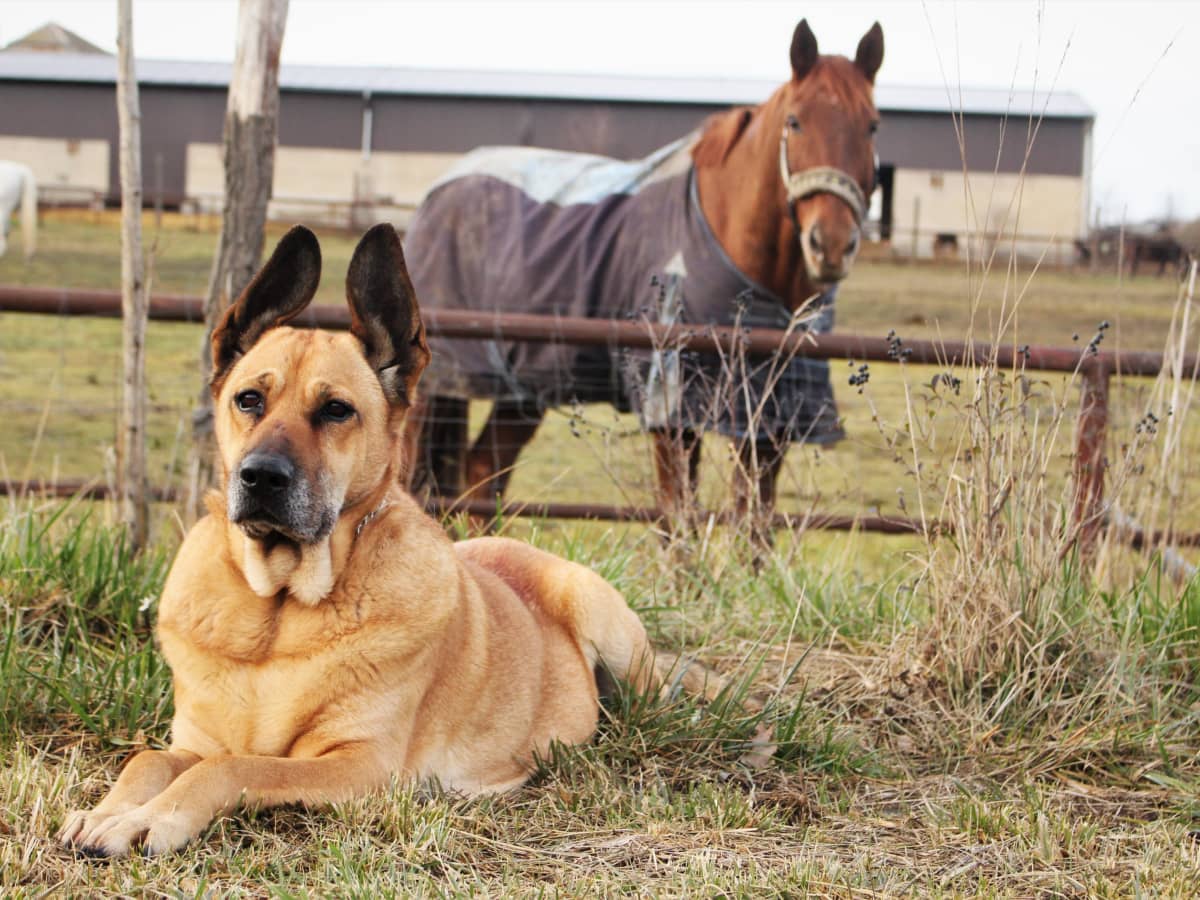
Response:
[404, 19, 883, 525]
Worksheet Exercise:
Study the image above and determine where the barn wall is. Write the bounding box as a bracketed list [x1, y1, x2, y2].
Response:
[0, 76, 1091, 241]
[878, 111, 1086, 177]
[0, 81, 118, 196]
[186, 143, 458, 212]
[0, 81, 368, 203]
[0, 134, 109, 199]
[370, 94, 718, 158]
[891, 167, 1086, 257]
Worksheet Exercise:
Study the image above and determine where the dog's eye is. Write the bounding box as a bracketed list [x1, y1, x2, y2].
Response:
[235, 390, 264, 415]
[321, 400, 355, 422]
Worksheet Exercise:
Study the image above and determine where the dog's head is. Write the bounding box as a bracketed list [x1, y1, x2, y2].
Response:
[211, 224, 429, 546]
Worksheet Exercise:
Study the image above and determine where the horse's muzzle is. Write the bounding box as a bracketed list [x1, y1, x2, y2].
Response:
[803, 222, 860, 284]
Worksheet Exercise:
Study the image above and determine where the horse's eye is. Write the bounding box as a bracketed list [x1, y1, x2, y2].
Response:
[786, 114, 802, 132]
[235, 390, 264, 414]
[869, 120, 880, 135]
[320, 400, 355, 423]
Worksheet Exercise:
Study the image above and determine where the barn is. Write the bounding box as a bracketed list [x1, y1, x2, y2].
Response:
[0, 24, 1093, 258]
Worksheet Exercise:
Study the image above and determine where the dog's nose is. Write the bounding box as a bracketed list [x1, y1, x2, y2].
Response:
[238, 452, 295, 494]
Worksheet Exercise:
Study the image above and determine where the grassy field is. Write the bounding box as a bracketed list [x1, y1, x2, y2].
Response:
[3, 212, 1200, 895]
[0, 213, 1188, 535]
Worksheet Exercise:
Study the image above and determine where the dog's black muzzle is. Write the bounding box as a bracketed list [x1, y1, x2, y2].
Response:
[239, 451, 295, 498]
[227, 450, 332, 543]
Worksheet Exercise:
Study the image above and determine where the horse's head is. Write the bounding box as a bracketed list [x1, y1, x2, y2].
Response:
[777, 20, 883, 286]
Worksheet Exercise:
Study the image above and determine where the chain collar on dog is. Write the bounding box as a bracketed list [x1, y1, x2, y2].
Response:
[778, 125, 870, 226]
[354, 497, 391, 540]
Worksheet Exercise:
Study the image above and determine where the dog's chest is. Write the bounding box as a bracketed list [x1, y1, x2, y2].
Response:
[161, 597, 380, 757]
[171, 634, 378, 756]
[189, 656, 336, 755]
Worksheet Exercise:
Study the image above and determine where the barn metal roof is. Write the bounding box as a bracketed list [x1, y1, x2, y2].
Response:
[0, 50, 1094, 120]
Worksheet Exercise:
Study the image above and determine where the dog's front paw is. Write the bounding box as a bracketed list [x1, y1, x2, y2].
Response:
[60, 806, 198, 858]
[60, 807, 149, 857]
[58, 808, 108, 850]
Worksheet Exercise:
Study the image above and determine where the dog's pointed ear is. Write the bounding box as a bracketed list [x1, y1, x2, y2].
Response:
[346, 223, 430, 406]
[210, 225, 322, 390]
[854, 22, 884, 84]
[790, 19, 819, 82]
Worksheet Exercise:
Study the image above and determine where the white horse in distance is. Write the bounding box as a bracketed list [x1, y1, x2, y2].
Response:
[0, 160, 37, 260]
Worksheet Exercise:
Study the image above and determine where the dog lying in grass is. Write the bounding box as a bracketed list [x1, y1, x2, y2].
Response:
[58, 224, 726, 857]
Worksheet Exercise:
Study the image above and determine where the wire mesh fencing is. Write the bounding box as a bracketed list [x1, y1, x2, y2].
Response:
[2, 284, 1199, 556]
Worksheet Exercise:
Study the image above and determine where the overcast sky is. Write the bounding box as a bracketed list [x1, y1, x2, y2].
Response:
[2, 0, 1197, 222]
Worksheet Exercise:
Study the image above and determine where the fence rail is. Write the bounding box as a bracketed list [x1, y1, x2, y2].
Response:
[0, 477, 935, 537]
[3, 284, 1198, 548]
[2, 285, 1186, 375]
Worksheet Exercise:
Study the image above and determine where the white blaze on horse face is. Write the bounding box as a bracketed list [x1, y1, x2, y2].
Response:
[778, 83, 873, 286]
[798, 198, 861, 285]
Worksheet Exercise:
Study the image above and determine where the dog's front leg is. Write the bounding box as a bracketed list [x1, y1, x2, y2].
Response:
[62, 745, 388, 857]
[58, 748, 201, 851]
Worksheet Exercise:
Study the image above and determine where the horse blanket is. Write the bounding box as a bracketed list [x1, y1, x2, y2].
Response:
[404, 136, 843, 445]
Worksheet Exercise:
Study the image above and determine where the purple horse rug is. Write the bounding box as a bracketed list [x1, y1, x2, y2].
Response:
[404, 135, 843, 445]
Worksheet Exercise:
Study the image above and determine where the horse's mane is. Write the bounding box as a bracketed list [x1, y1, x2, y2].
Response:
[691, 107, 756, 168]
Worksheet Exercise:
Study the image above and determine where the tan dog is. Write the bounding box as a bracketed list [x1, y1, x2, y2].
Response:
[58, 225, 697, 857]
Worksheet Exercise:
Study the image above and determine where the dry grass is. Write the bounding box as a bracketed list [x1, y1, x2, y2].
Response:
[5, 740, 1198, 896]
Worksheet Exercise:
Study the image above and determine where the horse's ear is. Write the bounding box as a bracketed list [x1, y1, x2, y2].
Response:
[790, 18, 819, 81]
[211, 225, 321, 391]
[693, 108, 754, 168]
[345, 223, 430, 406]
[855, 22, 884, 83]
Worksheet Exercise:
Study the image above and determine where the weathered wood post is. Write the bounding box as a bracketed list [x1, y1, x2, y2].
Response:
[1073, 356, 1111, 553]
[910, 196, 920, 258]
[116, 0, 149, 550]
[186, 0, 290, 519]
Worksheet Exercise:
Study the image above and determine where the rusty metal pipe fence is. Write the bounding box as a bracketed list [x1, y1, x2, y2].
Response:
[1, 285, 1196, 549]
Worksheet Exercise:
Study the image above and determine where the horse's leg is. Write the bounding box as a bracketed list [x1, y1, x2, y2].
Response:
[462, 399, 543, 527]
[734, 437, 787, 550]
[406, 395, 468, 501]
[652, 428, 702, 531]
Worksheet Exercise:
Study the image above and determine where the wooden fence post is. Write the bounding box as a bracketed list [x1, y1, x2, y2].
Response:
[115, 0, 149, 550]
[186, 0, 289, 520]
[1073, 358, 1111, 553]
[910, 196, 921, 258]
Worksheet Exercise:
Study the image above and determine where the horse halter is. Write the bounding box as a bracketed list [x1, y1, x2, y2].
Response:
[778, 121, 873, 228]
